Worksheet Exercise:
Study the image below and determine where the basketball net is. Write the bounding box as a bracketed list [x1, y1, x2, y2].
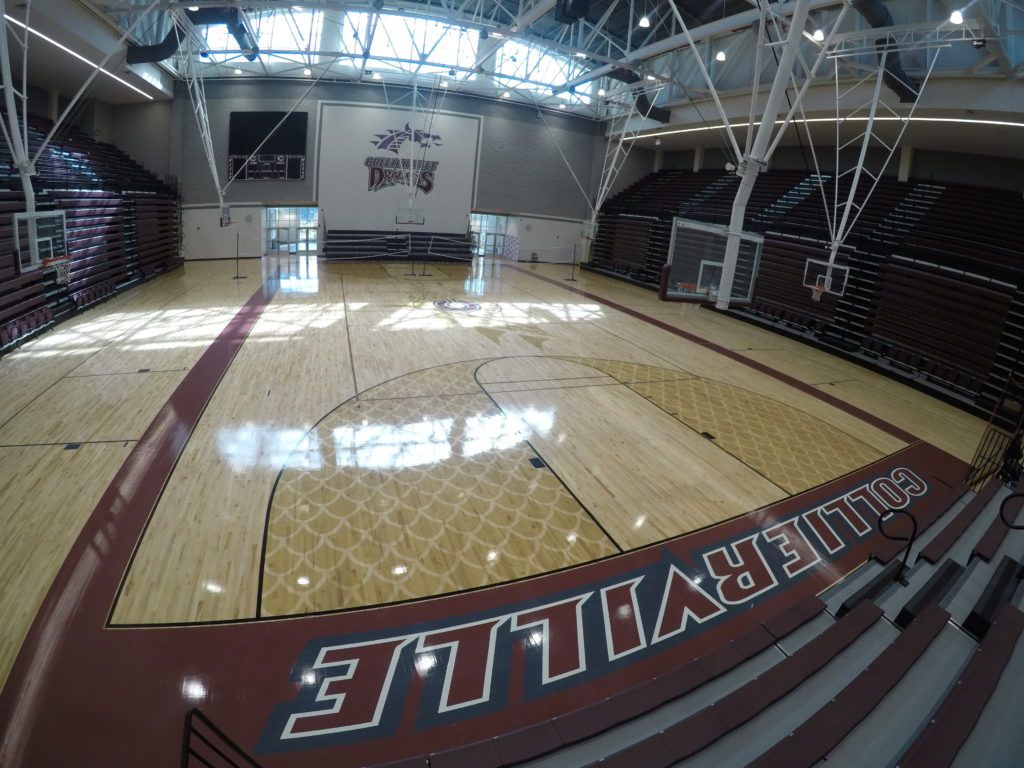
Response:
[810, 284, 825, 302]
[42, 257, 71, 286]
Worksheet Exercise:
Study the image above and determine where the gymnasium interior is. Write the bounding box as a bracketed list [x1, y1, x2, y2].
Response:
[0, 0, 1023, 765]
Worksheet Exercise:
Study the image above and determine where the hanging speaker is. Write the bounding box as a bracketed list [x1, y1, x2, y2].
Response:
[555, 0, 590, 24]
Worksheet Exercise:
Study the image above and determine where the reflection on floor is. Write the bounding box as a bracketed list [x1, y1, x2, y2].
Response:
[261, 354, 886, 614]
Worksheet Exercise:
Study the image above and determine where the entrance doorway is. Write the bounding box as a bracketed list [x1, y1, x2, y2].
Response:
[266, 207, 319, 254]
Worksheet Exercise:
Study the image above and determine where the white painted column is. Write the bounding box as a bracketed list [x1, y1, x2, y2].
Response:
[898, 145, 913, 183]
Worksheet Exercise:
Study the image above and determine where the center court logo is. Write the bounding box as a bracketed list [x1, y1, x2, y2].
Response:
[365, 124, 442, 194]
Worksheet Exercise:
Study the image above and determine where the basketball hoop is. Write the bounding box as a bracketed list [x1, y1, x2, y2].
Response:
[42, 257, 71, 286]
[810, 284, 825, 302]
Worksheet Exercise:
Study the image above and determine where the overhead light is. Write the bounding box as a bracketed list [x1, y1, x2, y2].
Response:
[812, 29, 825, 42]
[645, 74, 655, 81]
[574, 52, 586, 58]
[372, 71, 382, 80]
[638, 15, 650, 28]
[559, 103, 566, 109]
[3, 14, 153, 100]
[501, 91, 510, 98]
[950, 9, 964, 24]
[303, 67, 311, 76]
[440, 80, 449, 88]
[972, 38, 987, 49]
[597, 88, 606, 96]
[187, 5, 199, 10]
[233, 68, 242, 75]
[715, 51, 726, 62]
[491, 31, 503, 39]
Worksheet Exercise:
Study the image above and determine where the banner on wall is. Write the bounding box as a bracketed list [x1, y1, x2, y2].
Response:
[316, 103, 482, 234]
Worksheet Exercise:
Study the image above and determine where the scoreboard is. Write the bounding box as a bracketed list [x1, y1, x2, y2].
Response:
[228, 154, 305, 181]
[227, 111, 308, 182]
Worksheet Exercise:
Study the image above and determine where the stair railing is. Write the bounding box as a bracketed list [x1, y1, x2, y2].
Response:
[999, 492, 1024, 531]
[877, 508, 918, 584]
[181, 708, 263, 768]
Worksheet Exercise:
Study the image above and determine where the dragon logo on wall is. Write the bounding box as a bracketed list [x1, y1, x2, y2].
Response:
[371, 123, 443, 154]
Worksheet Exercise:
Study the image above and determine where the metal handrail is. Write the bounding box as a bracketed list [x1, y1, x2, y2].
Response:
[999, 492, 1024, 531]
[877, 508, 918, 584]
[181, 708, 263, 768]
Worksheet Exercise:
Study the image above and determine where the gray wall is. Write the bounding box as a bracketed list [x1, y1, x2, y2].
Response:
[593, 140, 656, 201]
[912, 150, 1024, 192]
[770, 145, 898, 177]
[165, 79, 607, 220]
[109, 101, 174, 182]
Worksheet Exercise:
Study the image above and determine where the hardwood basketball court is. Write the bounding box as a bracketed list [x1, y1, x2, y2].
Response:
[0, 253, 982, 668]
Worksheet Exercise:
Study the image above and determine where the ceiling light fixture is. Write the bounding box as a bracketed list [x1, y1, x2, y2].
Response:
[950, 9, 964, 24]
[233, 68, 242, 75]
[574, 51, 586, 58]
[559, 103, 566, 109]
[597, 87, 606, 96]
[440, 80, 449, 88]
[3, 14, 153, 100]
[501, 91, 510, 98]
[303, 67, 311, 76]
[372, 71, 382, 80]
[187, 5, 199, 11]
[812, 29, 825, 42]
[645, 74, 655, 81]
[715, 51, 726, 62]
[638, 15, 650, 28]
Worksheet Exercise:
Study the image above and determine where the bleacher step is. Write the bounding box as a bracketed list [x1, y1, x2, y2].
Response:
[895, 560, 964, 629]
[835, 559, 903, 617]
[665, 603, 895, 767]
[946, 606, 1024, 768]
[745, 606, 957, 768]
[963, 556, 1024, 640]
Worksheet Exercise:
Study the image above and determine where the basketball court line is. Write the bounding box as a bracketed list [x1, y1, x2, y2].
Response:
[0, 439, 136, 449]
[338, 268, 360, 394]
[0, 281, 228, 436]
[64, 367, 188, 378]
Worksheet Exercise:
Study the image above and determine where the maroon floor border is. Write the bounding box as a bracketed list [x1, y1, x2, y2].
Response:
[509, 265, 918, 444]
[0, 273, 279, 766]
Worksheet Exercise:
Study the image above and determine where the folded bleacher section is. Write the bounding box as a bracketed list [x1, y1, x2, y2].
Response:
[324, 230, 473, 262]
[0, 114, 181, 352]
[589, 168, 1024, 414]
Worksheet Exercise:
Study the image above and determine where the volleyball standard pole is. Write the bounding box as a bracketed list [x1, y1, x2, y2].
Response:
[565, 243, 578, 282]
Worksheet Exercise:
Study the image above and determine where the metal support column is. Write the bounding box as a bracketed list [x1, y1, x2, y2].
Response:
[715, 0, 812, 310]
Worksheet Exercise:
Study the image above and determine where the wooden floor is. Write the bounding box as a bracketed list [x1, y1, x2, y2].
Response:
[0, 255, 986, 687]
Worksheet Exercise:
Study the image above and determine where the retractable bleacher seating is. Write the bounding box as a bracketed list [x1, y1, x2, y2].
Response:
[590, 168, 1024, 414]
[0, 113, 181, 351]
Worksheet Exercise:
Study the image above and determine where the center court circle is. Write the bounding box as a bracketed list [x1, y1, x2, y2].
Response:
[433, 298, 481, 312]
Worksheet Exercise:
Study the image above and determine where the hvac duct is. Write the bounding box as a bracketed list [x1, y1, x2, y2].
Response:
[851, 0, 919, 102]
[606, 68, 672, 123]
[126, 7, 258, 65]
